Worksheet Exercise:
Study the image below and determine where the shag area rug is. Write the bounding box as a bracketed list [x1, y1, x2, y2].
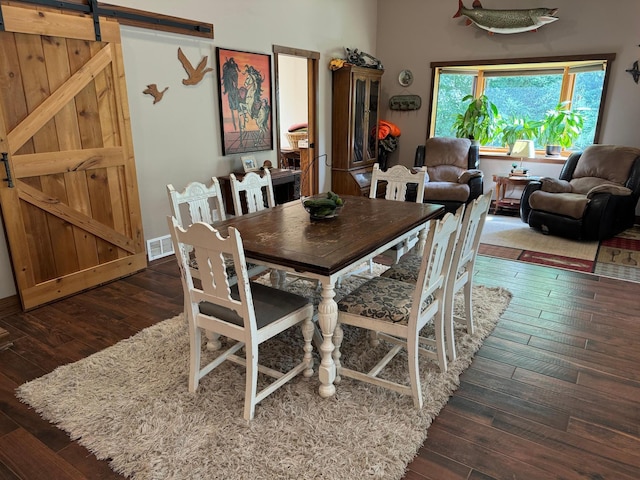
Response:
[480, 215, 640, 282]
[16, 270, 511, 480]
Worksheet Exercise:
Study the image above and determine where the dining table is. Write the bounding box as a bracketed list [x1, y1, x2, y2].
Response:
[212, 195, 444, 398]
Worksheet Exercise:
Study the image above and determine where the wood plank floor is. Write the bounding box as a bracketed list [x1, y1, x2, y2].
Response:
[1, 255, 639, 479]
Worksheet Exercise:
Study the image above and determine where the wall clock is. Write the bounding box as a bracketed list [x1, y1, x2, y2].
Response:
[398, 69, 413, 87]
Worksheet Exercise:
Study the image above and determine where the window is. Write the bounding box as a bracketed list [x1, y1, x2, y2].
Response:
[429, 54, 614, 154]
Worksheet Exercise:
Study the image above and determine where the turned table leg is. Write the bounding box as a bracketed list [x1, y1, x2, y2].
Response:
[317, 281, 337, 398]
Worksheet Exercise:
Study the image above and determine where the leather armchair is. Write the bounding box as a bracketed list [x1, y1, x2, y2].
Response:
[520, 145, 640, 240]
[413, 137, 483, 213]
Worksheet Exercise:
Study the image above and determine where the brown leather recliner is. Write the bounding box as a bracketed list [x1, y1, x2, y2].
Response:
[413, 137, 483, 213]
[520, 145, 640, 240]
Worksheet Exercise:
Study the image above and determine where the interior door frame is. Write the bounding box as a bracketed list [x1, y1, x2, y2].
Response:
[273, 45, 320, 195]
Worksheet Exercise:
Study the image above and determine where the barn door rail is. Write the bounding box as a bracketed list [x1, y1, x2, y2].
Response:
[0, 0, 213, 39]
[1, 153, 14, 188]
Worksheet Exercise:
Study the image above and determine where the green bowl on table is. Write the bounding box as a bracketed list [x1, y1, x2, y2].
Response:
[302, 191, 344, 220]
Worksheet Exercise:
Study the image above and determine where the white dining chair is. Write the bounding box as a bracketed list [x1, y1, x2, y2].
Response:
[335, 209, 463, 408]
[341, 163, 427, 280]
[168, 216, 315, 421]
[229, 169, 276, 215]
[167, 179, 269, 350]
[370, 163, 427, 263]
[381, 191, 492, 362]
[167, 178, 226, 227]
[166, 178, 267, 281]
[229, 169, 316, 290]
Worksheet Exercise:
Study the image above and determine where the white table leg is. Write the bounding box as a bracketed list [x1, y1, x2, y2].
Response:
[417, 223, 428, 256]
[317, 281, 337, 398]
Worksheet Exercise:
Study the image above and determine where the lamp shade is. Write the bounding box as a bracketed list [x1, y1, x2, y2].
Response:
[511, 139, 535, 158]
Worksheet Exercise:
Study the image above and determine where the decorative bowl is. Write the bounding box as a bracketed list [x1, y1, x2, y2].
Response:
[301, 192, 344, 220]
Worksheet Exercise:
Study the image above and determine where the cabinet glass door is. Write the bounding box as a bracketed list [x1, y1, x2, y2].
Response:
[353, 77, 366, 163]
[366, 78, 380, 162]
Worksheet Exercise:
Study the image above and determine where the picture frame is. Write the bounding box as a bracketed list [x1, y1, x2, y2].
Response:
[241, 155, 259, 172]
[216, 47, 273, 155]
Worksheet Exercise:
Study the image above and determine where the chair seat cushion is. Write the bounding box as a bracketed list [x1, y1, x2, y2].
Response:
[381, 254, 421, 283]
[423, 182, 470, 203]
[200, 282, 309, 329]
[528, 191, 589, 219]
[338, 276, 433, 326]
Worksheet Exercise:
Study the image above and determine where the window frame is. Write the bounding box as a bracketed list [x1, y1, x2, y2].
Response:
[427, 53, 616, 156]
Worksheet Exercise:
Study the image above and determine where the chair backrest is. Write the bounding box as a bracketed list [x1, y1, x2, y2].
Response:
[565, 145, 640, 194]
[369, 163, 426, 203]
[230, 170, 276, 215]
[168, 216, 255, 330]
[167, 178, 226, 227]
[416, 137, 478, 167]
[452, 190, 492, 276]
[412, 207, 464, 316]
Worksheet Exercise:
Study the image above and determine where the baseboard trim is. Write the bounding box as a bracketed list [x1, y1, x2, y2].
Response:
[0, 295, 22, 317]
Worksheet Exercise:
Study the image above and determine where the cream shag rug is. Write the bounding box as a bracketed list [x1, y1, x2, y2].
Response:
[17, 270, 511, 480]
[481, 215, 598, 260]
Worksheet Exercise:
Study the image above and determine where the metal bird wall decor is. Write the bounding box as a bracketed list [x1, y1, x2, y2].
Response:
[142, 84, 169, 104]
[177, 47, 213, 86]
[627, 60, 640, 84]
[453, 0, 559, 34]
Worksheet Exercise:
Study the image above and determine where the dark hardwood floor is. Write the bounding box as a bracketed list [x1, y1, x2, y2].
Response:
[1, 255, 639, 479]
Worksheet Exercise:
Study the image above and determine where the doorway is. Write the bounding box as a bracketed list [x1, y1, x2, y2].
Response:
[273, 45, 320, 196]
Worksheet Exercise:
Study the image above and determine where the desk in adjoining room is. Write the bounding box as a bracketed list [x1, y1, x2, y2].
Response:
[280, 147, 315, 197]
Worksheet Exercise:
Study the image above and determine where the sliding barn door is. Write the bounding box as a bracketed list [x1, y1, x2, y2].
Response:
[0, 5, 146, 310]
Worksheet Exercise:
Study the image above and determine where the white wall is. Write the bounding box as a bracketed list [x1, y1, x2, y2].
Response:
[375, 0, 640, 184]
[0, 0, 377, 299]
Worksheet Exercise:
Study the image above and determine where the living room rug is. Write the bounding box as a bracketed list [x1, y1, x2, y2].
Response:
[16, 272, 511, 480]
[479, 215, 640, 282]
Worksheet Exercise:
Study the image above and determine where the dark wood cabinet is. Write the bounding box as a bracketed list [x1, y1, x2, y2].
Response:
[331, 65, 383, 197]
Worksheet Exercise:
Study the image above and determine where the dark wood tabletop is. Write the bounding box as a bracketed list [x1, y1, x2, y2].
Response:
[214, 195, 444, 276]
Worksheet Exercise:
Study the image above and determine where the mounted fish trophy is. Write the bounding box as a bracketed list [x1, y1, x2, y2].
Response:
[453, 0, 559, 34]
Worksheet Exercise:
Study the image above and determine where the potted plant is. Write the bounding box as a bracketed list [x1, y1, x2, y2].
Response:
[537, 101, 585, 156]
[496, 115, 541, 154]
[452, 94, 498, 145]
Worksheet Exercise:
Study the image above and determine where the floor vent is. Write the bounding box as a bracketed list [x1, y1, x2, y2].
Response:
[146, 235, 174, 261]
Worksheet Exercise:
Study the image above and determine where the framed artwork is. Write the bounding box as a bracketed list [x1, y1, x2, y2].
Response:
[216, 47, 273, 155]
[241, 155, 259, 172]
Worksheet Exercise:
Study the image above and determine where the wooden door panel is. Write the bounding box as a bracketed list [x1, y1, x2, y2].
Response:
[42, 36, 82, 152]
[0, 33, 35, 157]
[0, 6, 145, 310]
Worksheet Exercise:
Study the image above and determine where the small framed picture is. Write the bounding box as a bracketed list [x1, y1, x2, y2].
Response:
[241, 155, 259, 172]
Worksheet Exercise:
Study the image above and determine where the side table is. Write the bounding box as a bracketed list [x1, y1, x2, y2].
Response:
[492, 174, 540, 214]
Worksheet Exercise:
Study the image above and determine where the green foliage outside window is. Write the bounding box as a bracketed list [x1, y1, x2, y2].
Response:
[431, 63, 607, 152]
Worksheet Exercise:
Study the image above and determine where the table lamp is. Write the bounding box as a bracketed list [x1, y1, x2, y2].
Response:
[510, 140, 535, 175]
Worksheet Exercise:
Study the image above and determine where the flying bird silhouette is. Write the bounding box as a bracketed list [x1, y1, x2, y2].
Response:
[626, 60, 640, 84]
[142, 84, 169, 104]
[178, 47, 213, 86]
